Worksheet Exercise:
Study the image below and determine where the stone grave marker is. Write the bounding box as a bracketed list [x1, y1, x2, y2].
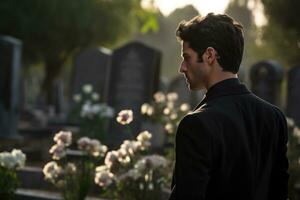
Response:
[106, 41, 161, 147]
[71, 47, 112, 102]
[250, 60, 284, 106]
[287, 65, 300, 126]
[0, 35, 22, 138]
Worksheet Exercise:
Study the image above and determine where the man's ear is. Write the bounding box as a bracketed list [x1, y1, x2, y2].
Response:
[205, 47, 218, 64]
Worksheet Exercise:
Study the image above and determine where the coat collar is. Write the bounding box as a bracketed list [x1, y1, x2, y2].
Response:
[193, 78, 251, 111]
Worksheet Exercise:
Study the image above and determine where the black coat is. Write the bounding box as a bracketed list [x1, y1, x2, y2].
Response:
[169, 78, 289, 200]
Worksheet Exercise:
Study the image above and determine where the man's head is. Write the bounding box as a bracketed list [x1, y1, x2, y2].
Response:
[176, 13, 244, 90]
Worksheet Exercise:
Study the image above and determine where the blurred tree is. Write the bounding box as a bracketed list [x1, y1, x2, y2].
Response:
[225, 0, 285, 74]
[225, 0, 256, 69]
[0, 0, 157, 103]
[260, 0, 300, 66]
[133, 5, 199, 78]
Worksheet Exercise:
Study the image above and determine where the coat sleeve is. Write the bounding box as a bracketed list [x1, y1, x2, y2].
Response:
[268, 110, 289, 200]
[175, 114, 213, 199]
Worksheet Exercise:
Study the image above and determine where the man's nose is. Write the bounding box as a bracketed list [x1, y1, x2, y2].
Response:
[179, 61, 187, 73]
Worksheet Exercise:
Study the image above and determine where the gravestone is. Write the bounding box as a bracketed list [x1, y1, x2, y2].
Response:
[0, 36, 22, 139]
[168, 75, 205, 109]
[249, 60, 284, 106]
[107, 41, 161, 147]
[71, 47, 112, 102]
[287, 65, 300, 126]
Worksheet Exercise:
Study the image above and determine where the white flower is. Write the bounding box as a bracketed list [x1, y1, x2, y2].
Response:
[82, 84, 93, 94]
[65, 163, 76, 174]
[166, 101, 174, 109]
[170, 112, 178, 120]
[139, 183, 144, 190]
[99, 104, 114, 118]
[116, 110, 133, 125]
[81, 102, 102, 119]
[104, 151, 119, 168]
[145, 155, 168, 169]
[293, 127, 300, 143]
[49, 143, 66, 160]
[0, 152, 17, 169]
[141, 103, 154, 116]
[167, 92, 178, 102]
[77, 137, 107, 157]
[180, 103, 190, 112]
[125, 169, 141, 180]
[11, 149, 26, 168]
[135, 155, 168, 171]
[53, 131, 72, 146]
[163, 107, 171, 115]
[137, 131, 152, 142]
[95, 170, 114, 187]
[148, 183, 154, 190]
[92, 92, 100, 101]
[90, 139, 108, 157]
[135, 159, 146, 172]
[117, 148, 131, 165]
[96, 165, 109, 172]
[73, 94, 82, 103]
[165, 123, 174, 134]
[136, 131, 152, 150]
[153, 92, 166, 103]
[286, 117, 295, 127]
[43, 161, 63, 181]
[120, 140, 139, 156]
[77, 137, 91, 150]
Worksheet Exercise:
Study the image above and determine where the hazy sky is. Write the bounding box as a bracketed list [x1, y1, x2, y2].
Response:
[142, 0, 266, 26]
[152, 0, 230, 16]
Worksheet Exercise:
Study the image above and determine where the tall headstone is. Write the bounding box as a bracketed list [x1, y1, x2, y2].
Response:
[71, 47, 111, 101]
[168, 75, 205, 108]
[250, 60, 284, 106]
[107, 41, 161, 146]
[0, 36, 22, 138]
[287, 65, 300, 126]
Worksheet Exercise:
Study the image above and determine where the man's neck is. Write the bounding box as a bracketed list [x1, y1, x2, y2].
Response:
[206, 73, 238, 90]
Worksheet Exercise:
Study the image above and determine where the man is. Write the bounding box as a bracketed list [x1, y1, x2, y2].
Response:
[169, 13, 289, 200]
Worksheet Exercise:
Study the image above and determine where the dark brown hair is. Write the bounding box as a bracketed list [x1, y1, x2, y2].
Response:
[176, 13, 244, 73]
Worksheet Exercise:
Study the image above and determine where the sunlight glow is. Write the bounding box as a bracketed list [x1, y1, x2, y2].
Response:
[142, 0, 267, 27]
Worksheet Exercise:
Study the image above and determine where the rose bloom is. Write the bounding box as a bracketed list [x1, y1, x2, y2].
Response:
[94, 169, 114, 187]
[77, 137, 91, 150]
[120, 140, 139, 156]
[116, 110, 133, 125]
[0, 152, 17, 169]
[141, 103, 154, 116]
[11, 149, 26, 168]
[73, 94, 82, 103]
[53, 131, 72, 146]
[117, 148, 131, 165]
[165, 123, 174, 134]
[180, 103, 190, 112]
[167, 92, 178, 102]
[153, 92, 166, 103]
[137, 131, 152, 142]
[89, 139, 108, 157]
[43, 161, 63, 181]
[82, 84, 93, 94]
[49, 143, 66, 160]
[104, 151, 119, 168]
[65, 163, 76, 174]
[91, 92, 100, 101]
